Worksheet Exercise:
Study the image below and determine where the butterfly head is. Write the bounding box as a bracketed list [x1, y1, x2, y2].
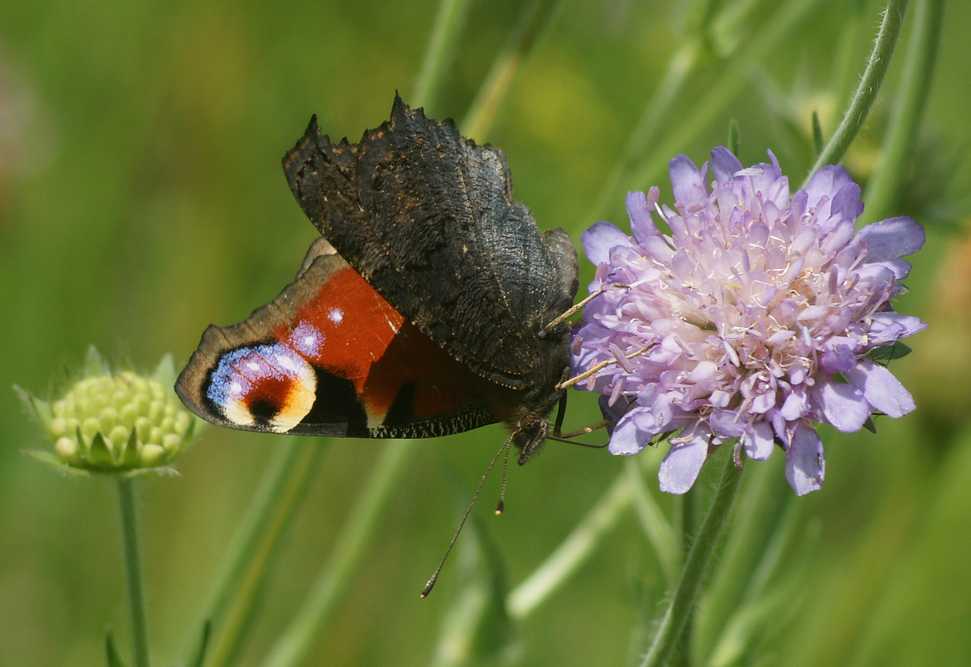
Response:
[512, 411, 549, 465]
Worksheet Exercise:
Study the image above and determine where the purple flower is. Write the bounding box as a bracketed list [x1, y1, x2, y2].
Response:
[573, 148, 926, 495]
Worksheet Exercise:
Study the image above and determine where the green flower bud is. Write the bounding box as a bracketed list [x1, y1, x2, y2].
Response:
[15, 346, 200, 476]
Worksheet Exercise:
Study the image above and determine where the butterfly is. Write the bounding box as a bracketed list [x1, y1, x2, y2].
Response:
[175, 95, 580, 466]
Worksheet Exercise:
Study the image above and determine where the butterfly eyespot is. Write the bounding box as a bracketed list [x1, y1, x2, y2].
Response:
[207, 343, 316, 432]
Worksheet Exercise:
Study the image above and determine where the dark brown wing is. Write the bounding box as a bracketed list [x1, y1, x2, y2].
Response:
[282, 95, 578, 395]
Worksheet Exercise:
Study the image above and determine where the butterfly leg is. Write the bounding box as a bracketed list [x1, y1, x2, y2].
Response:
[552, 390, 568, 436]
[547, 385, 609, 448]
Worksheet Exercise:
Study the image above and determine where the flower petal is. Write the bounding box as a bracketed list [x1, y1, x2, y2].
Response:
[858, 216, 925, 261]
[607, 408, 649, 455]
[607, 404, 672, 455]
[802, 165, 853, 211]
[785, 424, 825, 495]
[867, 312, 927, 346]
[669, 155, 707, 207]
[658, 433, 708, 494]
[820, 338, 857, 373]
[582, 222, 630, 265]
[742, 421, 775, 460]
[845, 359, 915, 418]
[830, 182, 864, 224]
[626, 191, 659, 243]
[710, 409, 745, 437]
[816, 380, 870, 432]
[779, 387, 808, 420]
[710, 146, 742, 182]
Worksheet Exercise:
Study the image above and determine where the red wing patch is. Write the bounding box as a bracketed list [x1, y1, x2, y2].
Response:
[183, 253, 500, 436]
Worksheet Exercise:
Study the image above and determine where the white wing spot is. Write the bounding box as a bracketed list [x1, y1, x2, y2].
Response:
[328, 307, 344, 325]
[277, 354, 298, 372]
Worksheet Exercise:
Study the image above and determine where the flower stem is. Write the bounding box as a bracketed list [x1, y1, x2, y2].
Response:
[862, 0, 944, 223]
[831, 0, 868, 119]
[672, 490, 696, 667]
[695, 457, 787, 660]
[263, 443, 412, 667]
[805, 0, 910, 182]
[626, 459, 678, 583]
[412, 0, 472, 110]
[621, 0, 823, 205]
[117, 477, 150, 667]
[203, 441, 326, 667]
[639, 452, 743, 667]
[462, 0, 563, 140]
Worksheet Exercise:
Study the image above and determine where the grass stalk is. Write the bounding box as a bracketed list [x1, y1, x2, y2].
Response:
[263, 443, 412, 667]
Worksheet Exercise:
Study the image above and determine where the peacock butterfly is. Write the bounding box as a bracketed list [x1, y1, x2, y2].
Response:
[176, 95, 579, 466]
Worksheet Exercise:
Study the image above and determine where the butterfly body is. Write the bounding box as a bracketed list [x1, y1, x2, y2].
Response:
[176, 96, 578, 461]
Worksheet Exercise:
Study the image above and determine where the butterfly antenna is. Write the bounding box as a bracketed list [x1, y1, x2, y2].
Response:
[495, 440, 512, 515]
[420, 436, 513, 599]
[556, 344, 653, 391]
[541, 282, 630, 334]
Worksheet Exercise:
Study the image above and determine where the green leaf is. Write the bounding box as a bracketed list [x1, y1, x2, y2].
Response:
[88, 431, 115, 467]
[13, 385, 53, 430]
[105, 630, 128, 667]
[152, 354, 177, 387]
[85, 345, 110, 376]
[811, 110, 824, 156]
[189, 620, 212, 667]
[869, 342, 912, 363]
[728, 118, 740, 156]
[22, 450, 90, 477]
[121, 429, 140, 468]
[467, 514, 512, 660]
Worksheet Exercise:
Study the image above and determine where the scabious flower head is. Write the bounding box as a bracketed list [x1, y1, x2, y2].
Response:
[574, 147, 926, 495]
[16, 347, 199, 475]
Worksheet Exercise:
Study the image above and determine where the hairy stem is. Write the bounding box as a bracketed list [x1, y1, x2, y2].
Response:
[672, 490, 696, 667]
[627, 459, 678, 583]
[622, 0, 824, 206]
[805, 0, 910, 181]
[695, 458, 787, 660]
[640, 452, 743, 667]
[863, 0, 944, 222]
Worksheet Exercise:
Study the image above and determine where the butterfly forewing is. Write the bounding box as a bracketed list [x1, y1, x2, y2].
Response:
[283, 96, 578, 396]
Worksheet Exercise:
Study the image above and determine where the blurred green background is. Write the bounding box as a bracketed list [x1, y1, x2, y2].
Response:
[3, 0, 970, 665]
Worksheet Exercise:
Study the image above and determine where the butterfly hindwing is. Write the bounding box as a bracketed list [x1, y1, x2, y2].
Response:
[176, 240, 500, 438]
[283, 95, 578, 397]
